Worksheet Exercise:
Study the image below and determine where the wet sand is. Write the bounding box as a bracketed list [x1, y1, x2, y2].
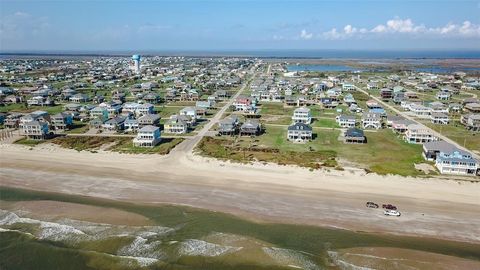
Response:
[1, 143, 479, 243]
[0, 200, 152, 226]
[330, 247, 480, 270]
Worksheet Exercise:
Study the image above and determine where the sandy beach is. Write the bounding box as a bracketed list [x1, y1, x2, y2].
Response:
[1, 142, 480, 244]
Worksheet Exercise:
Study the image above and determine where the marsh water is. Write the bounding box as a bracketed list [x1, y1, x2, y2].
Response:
[1, 187, 479, 270]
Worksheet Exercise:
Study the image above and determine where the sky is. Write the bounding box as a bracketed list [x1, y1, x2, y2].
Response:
[1, 0, 480, 52]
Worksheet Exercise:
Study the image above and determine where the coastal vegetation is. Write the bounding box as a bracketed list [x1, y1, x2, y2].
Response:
[15, 136, 184, 155]
[197, 128, 426, 176]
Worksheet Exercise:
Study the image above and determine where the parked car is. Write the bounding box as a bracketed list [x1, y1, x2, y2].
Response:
[382, 204, 397, 210]
[384, 210, 401, 217]
[366, 201, 379, 208]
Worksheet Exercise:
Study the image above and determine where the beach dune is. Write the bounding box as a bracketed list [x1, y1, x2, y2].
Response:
[1, 143, 479, 243]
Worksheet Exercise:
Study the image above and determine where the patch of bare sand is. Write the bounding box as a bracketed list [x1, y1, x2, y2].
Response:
[0, 200, 151, 226]
[414, 163, 436, 175]
[330, 247, 480, 270]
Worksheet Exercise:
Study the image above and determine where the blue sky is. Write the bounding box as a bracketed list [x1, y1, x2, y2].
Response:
[1, 0, 480, 51]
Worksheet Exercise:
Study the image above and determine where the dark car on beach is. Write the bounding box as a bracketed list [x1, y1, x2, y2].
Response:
[366, 201, 379, 208]
[382, 204, 397, 210]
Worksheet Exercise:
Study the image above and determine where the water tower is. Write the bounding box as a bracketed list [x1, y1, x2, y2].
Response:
[132, 54, 141, 74]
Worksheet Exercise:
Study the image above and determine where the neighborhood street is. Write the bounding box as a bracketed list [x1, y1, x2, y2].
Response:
[355, 86, 480, 159]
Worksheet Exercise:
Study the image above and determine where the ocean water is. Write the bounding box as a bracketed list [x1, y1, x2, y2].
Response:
[287, 64, 480, 73]
[1, 186, 480, 270]
[1, 49, 480, 59]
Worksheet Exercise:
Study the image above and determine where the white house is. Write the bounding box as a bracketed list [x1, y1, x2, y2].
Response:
[287, 122, 313, 143]
[123, 102, 140, 113]
[23, 121, 49, 140]
[435, 149, 478, 176]
[180, 107, 197, 119]
[291, 107, 312, 124]
[136, 103, 155, 116]
[124, 118, 139, 132]
[408, 103, 431, 118]
[361, 112, 382, 129]
[430, 112, 449, 125]
[404, 124, 437, 144]
[336, 115, 356, 128]
[133, 125, 161, 147]
[342, 83, 355, 91]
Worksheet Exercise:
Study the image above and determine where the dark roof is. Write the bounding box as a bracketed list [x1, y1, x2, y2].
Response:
[288, 122, 312, 131]
[423, 140, 457, 153]
[345, 128, 364, 138]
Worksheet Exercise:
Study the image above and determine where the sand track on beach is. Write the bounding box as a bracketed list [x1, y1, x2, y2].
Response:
[1, 144, 480, 243]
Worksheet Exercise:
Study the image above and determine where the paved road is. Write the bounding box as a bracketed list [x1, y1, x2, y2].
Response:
[355, 85, 479, 159]
[169, 66, 260, 156]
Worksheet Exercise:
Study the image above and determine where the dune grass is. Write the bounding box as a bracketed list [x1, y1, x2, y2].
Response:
[199, 125, 426, 176]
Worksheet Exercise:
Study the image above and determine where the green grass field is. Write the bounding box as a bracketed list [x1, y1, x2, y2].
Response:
[258, 102, 294, 115]
[201, 125, 426, 176]
[425, 121, 480, 152]
[0, 104, 64, 115]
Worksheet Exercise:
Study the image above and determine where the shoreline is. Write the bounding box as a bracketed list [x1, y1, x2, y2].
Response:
[1, 143, 480, 244]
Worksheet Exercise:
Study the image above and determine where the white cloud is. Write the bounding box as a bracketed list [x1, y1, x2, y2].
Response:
[319, 17, 480, 40]
[343, 25, 357, 35]
[300, 29, 313, 40]
[0, 11, 50, 41]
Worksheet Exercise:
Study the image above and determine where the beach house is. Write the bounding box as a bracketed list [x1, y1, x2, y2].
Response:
[461, 114, 480, 131]
[435, 149, 478, 176]
[133, 125, 161, 147]
[102, 116, 126, 131]
[233, 96, 252, 111]
[90, 106, 109, 121]
[136, 103, 155, 116]
[292, 107, 312, 124]
[51, 112, 73, 131]
[336, 115, 357, 128]
[138, 114, 160, 127]
[180, 107, 198, 120]
[69, 93, 90, 103]
[124, 118, 139, 132]
[287, 122, 312, 143]
[240, 120, 261, 136]
[430, 112, 450, 125]
[218, 115, 240, 135]
[423, 140, 458, 161]
[362, 112, 382, 129]
[344, 128, 366, 144]
[22, 121, 49, 140]
[164, 117, 188, 134]
[404, 124, 437, 144]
